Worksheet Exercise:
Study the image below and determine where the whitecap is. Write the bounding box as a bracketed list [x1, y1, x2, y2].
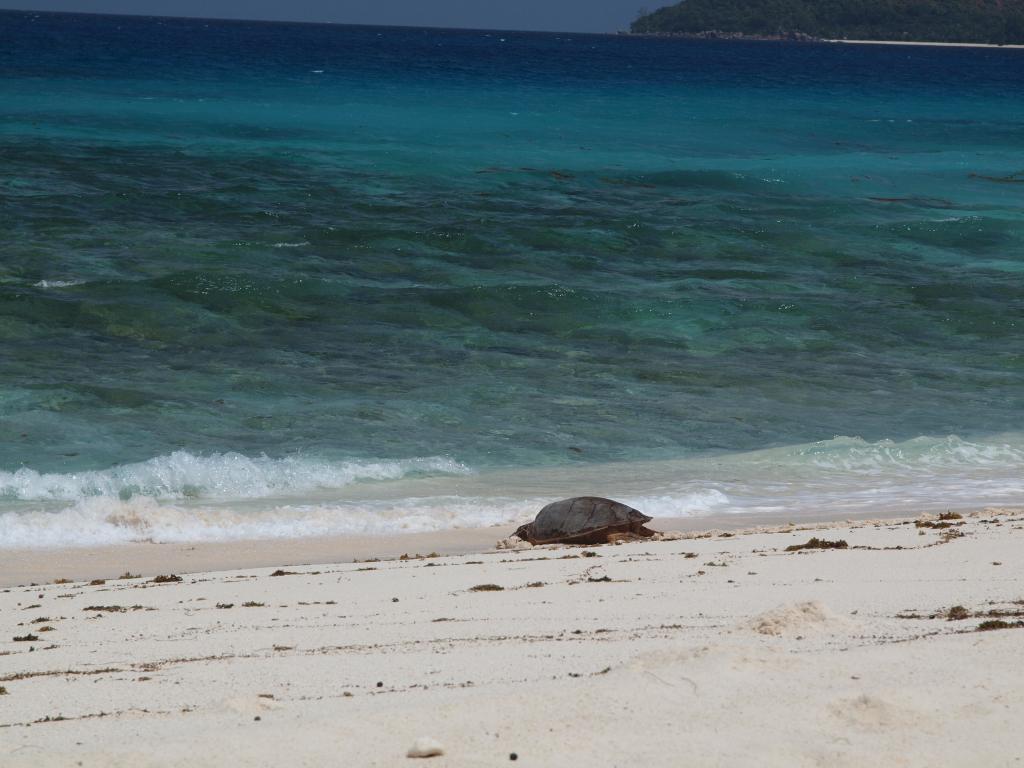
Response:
[33, 279, 84, 289]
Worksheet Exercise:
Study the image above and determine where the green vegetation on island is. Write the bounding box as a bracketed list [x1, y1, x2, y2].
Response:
[631, 0, 1024, 45]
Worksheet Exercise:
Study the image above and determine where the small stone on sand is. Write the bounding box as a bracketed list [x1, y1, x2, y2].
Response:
[407, 737, 445, 758]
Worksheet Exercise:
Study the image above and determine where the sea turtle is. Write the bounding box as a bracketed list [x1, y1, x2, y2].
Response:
[514, 496, 655, 545]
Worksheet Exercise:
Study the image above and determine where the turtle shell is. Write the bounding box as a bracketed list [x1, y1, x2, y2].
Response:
[515, 496, 652, 545]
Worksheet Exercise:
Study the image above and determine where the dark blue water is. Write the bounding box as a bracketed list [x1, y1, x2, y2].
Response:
[1, 11, 1022, 546]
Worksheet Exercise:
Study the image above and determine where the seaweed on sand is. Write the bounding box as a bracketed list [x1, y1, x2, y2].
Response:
[150, 574, 182, 584]
[82, 605, 141, 612]
[977, 620, 1024, 632]
[785, 538, 848, 552]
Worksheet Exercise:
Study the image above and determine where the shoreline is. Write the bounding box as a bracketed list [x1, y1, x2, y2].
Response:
[826, 38, 1024, 49]
[0, 505, 1006, 587]
[626, 31, 1024, 48]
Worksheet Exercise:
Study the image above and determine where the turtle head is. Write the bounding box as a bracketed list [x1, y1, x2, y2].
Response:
[514, 522, 534, 543]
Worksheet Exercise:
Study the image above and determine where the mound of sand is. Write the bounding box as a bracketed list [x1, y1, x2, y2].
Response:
[747, 600, 854, 636]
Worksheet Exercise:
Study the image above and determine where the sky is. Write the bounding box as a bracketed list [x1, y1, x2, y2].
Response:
[0, 0, 655, 32]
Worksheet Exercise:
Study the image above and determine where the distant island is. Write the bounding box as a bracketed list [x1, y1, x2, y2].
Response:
[630, 0, 1024, 45]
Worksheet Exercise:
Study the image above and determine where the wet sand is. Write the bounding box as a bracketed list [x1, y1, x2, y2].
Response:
[0, 506, 972, 588]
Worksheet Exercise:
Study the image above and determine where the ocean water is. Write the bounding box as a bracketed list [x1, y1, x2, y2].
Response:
[1, 11, 1023, 548]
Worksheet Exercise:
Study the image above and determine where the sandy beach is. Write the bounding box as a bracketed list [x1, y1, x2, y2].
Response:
[2, 507, 1022, 766]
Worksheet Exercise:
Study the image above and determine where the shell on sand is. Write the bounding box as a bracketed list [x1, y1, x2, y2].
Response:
[407, 737, 445, 758]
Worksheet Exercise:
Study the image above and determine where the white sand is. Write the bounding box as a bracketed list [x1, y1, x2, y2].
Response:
[2, 507, 1023, 766]
[826, 39, 1024, 49]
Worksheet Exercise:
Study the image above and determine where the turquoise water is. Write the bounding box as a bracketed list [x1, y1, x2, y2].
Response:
[1, 12, 1022, 546]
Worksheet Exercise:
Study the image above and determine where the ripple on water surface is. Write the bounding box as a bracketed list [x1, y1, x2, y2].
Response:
[0, 12, 1022, 539]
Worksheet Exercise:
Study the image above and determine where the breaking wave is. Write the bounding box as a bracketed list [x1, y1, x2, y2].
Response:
[0, 434, 1022, 549]
[0, 451, 470, 503]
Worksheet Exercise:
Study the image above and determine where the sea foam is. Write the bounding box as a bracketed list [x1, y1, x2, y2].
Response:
[0, 451, 470, 503]
[32, 279, 85, 289]
[0, 495, 523, 549]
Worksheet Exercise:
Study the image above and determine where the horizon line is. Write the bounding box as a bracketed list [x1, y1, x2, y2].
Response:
[0, 6, 633, 36]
